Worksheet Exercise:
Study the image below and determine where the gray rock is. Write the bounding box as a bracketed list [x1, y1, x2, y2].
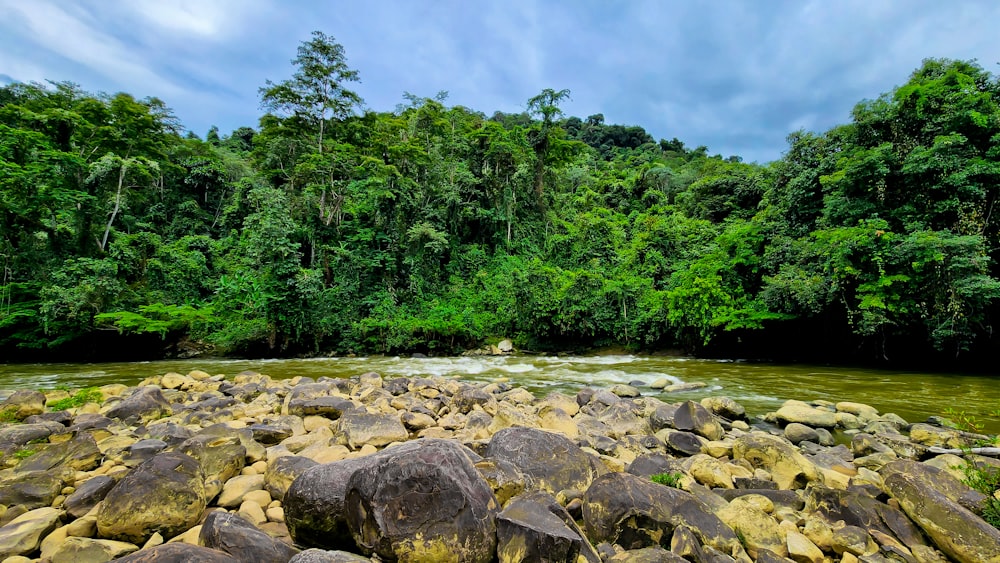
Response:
[609, 384, 641, 398]
[0, 507, 62, 560]
[105, 386, 171, 423]
[0, 470, 65, 510]
[288, 549, 372, 562]
[108, 542, 238, 562]
[285, 455, 381, 549]
[496, 493, 586, 563]
[288, 397, 354, 419]
[199, 511, 298, 563]
[337, 409, 408, 449]
[485, 427, 604, 495]
[0, 390, 46, 421]
[881, 459, 1000, 563]
[783, 423, 820, 445]
[583, 472, 740, 554]
[700, 396, 747, 421]
[608, 545, 687, 562]
[97, 452, 207, 544]
[64, 475, 117, 519]
[49, 537, 139, 563]
[265, 455, 318, 502]
[344, 439, 498, 562]
[15, 433, 100, 473]
[673, 401, 724, 441]
[124, 439, 168, 467]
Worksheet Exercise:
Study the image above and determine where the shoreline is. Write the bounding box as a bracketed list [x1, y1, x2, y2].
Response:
[1, 369, 998, 561]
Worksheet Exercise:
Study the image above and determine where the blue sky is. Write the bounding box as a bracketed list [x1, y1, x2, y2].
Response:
[2, 1, 998, 163]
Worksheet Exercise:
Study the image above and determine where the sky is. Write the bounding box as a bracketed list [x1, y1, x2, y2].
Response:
[2, 1, 999, 164]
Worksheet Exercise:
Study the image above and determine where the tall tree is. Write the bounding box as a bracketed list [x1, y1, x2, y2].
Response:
[259, 31, 363, 154]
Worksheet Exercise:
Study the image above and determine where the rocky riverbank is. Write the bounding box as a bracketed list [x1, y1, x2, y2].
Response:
[0, 370, 998, 562]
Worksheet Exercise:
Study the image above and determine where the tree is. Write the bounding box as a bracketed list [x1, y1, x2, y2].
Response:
[259, 31, 363, 154]
[526, 88, 571, 199]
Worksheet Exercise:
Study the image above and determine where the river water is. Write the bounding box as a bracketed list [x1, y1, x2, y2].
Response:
[1, 355, 997, 432]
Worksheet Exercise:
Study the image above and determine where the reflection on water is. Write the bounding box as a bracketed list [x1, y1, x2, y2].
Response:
[1, 354, 998, 432]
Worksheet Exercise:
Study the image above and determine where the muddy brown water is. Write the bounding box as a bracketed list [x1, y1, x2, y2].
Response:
[1, 355, 997, 433]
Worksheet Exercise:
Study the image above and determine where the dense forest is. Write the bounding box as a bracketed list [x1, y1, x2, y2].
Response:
[2, 32, 1000, 366]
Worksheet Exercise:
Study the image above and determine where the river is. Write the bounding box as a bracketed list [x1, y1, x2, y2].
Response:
[1, 355, 997, 433]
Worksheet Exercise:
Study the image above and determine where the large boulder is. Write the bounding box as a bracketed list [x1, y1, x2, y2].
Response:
[0, 507, 62, 560]
[881, 459, 1000, 562]
[285, 454, 384, 549]
[496, 492, 594, 563]
[108, 542, 238, 562]
[64, 475, 117, 519]
[178, 433, 247, 501]
[805, 485, 926, 549]
[265, 455, 318, 501]
[484, 427, 603, 494]
[97, 452, 207, 544]
[344, 439, 499, 562]
[0, 470, 66, 510]
[199, 511, 299, 563]
[732, 433, 820, 490]
[774, 401, 837, 428]
[582, 472, 740, 555]
[104, 386, 172, 423]
[48, 537, 139, 563]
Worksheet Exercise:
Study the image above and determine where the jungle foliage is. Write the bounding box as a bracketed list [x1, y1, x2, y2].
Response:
[2, 34, 1000, 365]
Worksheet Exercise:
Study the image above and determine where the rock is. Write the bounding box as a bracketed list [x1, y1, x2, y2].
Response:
[649, 404, 678, 431]
[475, 458, 529, 506]
[250, 424, 294, 446]
[496, 492, 591, 563]
[608, 545, 687, 562]
[701, 396, 747, 421]
[836, 401, 879, 420]
[662, 382, 708, 393]
[688, 454, 734, 489]
[775, 401, 838, 428]
[485, 427, 603, 495]
[289, 549, 372, 562]
[673, 401, 724, 441]
[18, 432, 101, 472]
[718, 497, 786, 558]
[105, 386, 172, 423]
[265, 455, 318, 501]
[337, 409, 408, 449]
[65, 475, 117, 519]
[217, 474, 265, 508]
[108, 542, 238, 562]
[49, 537, 139, 563]
[497, 339, 514, 352]
[627, 453, 682, 479]
[125, 439, 168, 467]
[453, 386, 498, 414]
[599, 402, 651, 438]
[908, 423, 974, 450]
[344, 439, 498, 562]
[661, 430, 706, 457]
[881, 459, 1000, 562]
[649, 378, 671, 390]
[0, 390, 46, 421]
[805, 485, 926, 550]
[609, 384, 642, 398]
[178, 430, 248, 492]
[0, 470, 65, 510]
[732, 433, 820, 490]
[583, 472, 740, 554]
[287, 397, 354, 419]
[96, 452, 207, 544]
[786, 530, 824, 563]
[783, 423, 820, 445]
[0, 507, 62, 559]
[199, 511, 298, 563]
[285, 455, 380, 549]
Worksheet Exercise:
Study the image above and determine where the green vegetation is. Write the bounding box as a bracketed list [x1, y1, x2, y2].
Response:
[651, 472, 684, 488]
[0, 408, 20, 423]
[2, 31, 1000, 365]
[13, 448, 35, 459]
[47, 387, 102, 411]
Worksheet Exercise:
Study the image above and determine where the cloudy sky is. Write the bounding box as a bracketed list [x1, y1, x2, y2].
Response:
[2, 1, 998, 163]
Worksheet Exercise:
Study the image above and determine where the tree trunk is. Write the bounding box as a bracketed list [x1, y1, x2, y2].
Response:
[100, 164, 126, 251]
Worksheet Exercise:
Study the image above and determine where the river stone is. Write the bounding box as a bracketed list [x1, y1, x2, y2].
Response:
[199, 511, 298, 563]
[718, 497, 786, 558]
[627, 453, 683, 478]
[97, 451, 207, 544]
[178, 432, 246, 501]
[496, 493, 586, 563]
[284, 454, 380, 549]
[265, 455, 318, 501]
[0, 507, 62, 559]
[104, 386, 172, 423]
[732, 433, 820, 490]
[337, 409, 408, 449]
[661, 430, 705, 457]
[701, 396, 747, 421]
[485, 427, 603, 494]
[582, 472, 740, 554]
[344, 439, 499, 562]
[288, 397, 355, 420]
[16, 432, 100, 472]
[881, 459, 1000, 562]
[673, 401, 724, 441]
[608, 545, 687, 562]
[0, 470, 65, 510]
[453, 386, 498, 414]
[774, 401, 838, 428]
[649, 404, 678, 431]
[0, 423, 60, 450]
[0, 390, 46, 421]
[217, 474, 265, 508]
[49, 537, 139, 563]
[108, 542, 239, 562]
[599, 402, 650, 438]
[805, 485, 926, 550]
[124, 439, 168, 467]
[288, 549, 372, 562]
[783, 423, 820, 445]
[908, 423, 974, 450]
[475, 458, 530, 506]
[65, 475, 117, 519]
